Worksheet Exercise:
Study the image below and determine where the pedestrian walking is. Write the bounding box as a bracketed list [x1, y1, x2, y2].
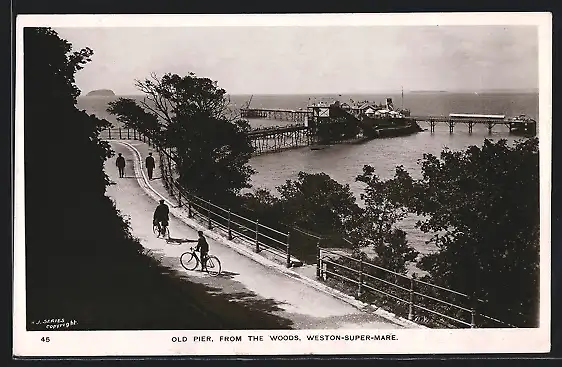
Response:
[145, 152, 155, 180]
[116, 153, 126, 178]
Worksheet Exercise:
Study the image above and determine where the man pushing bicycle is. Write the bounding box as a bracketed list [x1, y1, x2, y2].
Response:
[185, 231, 210, 271]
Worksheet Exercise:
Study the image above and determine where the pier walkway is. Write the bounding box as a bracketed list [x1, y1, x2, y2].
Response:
[106, 139, 416, 329]
[241, 108, 308, 122]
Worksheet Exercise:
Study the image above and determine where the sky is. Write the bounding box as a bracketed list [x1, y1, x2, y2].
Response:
[54, 25, 539, 96]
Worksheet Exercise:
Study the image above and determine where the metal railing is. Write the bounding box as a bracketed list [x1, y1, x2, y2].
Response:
[100, 127, 146, 141]
[102, 127, 519, 328]
[158, 151, 293, 267]
[101, 127, 293, 267]
[317, 247, 517, 328]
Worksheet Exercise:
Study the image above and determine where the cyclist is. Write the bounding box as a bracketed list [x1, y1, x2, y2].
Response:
[153, 199, 170, 238]
[186, 231, 209, 271]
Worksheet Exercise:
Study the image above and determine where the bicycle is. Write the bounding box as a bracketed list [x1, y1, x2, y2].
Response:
[180, 247, 222, 276]
[153, 221, 170, 238]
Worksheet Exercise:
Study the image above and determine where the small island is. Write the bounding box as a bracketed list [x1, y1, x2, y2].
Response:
[85, 89, 116, 97]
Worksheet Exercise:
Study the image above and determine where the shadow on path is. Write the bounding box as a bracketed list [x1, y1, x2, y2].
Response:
[150, 254, 294, 330]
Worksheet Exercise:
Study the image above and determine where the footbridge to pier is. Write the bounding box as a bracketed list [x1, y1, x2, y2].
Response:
[411, 115, 536, 134]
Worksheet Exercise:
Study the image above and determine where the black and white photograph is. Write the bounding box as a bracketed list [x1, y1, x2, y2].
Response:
[13, 13, 551, 356]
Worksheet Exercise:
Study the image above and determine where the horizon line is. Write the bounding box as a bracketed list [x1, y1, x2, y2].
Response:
[81, 88, 539, 97]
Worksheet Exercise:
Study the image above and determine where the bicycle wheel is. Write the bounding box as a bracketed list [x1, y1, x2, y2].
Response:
[205, 256, 221, 276]
[180, 252, 199, 271]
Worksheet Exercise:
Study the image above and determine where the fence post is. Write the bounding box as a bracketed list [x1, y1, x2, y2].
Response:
[108, 129, 111, 139]
[207, 202, 212, 229]
[119, 127, 122, 139]
[470, 295, 477, 328]
[255, 219, 260, 253]
[286, 234, 291, 268]
[133, 129, 137, 140]
[168, 153, 172, 175]
[188, 197, 193, 218]
[408, 275, 415, 321]
[358, 257, 364, 298]
[316, 243, 321, 279]
[228, 210, 232, 240]
[177, 190, 182, 207]
[127, 129, 130, 140]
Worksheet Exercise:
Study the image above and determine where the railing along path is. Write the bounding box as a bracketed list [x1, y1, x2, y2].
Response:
[102, 127, 519, 328]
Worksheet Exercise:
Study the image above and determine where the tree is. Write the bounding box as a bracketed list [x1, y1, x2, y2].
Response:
[395, 138, 539, 326]
[24, 27, 112, 244]
[314, 117, 361, 144]
[23, 27, 302, 331]
[107, 73, 255, 203]
[276, 172, 363, 238]
[107, 98, 161, 140]
[24, 27, 115, 321]
[354, 165, 419, 273]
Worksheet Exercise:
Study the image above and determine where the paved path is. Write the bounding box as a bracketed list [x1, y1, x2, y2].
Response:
[106, 140, 406, 329]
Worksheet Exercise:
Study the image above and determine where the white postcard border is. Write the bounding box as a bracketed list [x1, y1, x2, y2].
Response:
[13, 12, 552, 356]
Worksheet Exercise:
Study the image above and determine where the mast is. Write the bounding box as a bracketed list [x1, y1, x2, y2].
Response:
[401, 86, 404, 110]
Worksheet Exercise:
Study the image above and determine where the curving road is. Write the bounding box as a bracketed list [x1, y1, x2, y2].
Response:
[105, 140, 407, 329]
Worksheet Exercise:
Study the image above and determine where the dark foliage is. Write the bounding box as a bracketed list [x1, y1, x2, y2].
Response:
[354, 165, 419, 274]
[314, 116, 361, 144]
[107, 73, 255, 203]
[24, 27, 292, 330]
[394, 138, 540, 327]
[240, 173, 363, 262]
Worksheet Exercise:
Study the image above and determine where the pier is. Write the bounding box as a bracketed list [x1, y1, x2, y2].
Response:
[243, 112, 536, 156]
[241, 108, 310, 122]
[412, 115, 536, 134]
[248, 124, 310, 155]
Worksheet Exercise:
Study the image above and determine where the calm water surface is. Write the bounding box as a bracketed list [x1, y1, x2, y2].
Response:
[248, 121, 526, 254]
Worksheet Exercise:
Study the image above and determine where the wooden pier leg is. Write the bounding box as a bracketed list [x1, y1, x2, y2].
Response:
[488, 123, 493, 134]
[469, 123, 473, 134]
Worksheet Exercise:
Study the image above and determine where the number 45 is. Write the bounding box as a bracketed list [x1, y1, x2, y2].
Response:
[41, 337, 50, 342]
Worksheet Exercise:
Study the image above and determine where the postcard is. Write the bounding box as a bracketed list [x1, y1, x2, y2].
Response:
[13, 12, 552, 357]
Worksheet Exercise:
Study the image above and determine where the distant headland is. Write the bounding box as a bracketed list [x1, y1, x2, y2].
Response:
[85, 89, 116, 97]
